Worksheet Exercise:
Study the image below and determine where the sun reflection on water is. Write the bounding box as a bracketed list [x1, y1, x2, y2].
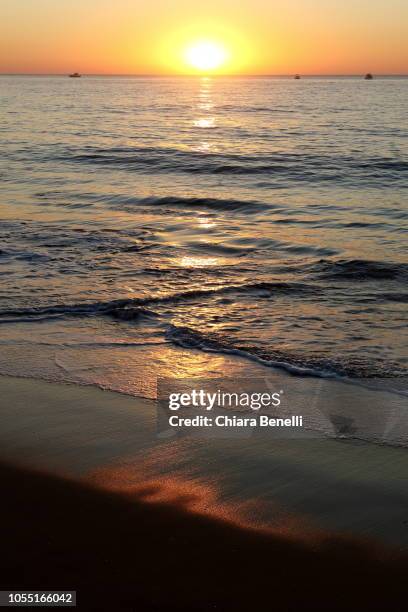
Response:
[192, 77, 218, 152]
[179, 256, 219, 268]
[197, 216, 216, 228]
[195, 141, 213, 153]
[194, 118, 216, 128]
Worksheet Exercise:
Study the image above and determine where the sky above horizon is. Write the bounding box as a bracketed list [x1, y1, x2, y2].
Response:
[1, 0, 408, 75]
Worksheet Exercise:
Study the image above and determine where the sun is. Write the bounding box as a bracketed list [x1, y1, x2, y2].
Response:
[184, 41, 228, 72]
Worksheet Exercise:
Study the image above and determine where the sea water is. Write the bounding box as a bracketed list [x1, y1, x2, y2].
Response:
[1, 76, 407, 403]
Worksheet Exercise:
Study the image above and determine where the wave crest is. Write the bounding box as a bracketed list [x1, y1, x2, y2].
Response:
[309, 259, 408, 281]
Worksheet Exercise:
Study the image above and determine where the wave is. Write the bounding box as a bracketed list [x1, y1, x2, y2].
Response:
[166, 325, 408, 380]
[380, 292, 408, 303]
[217, 104, 296, 114]
[31, 191, 270, 214]
[133, 195, 269, 213]
[308, 259, 408, 281]
[44, 191, 271, 214]
[51, 146, 408, 184]
[0, 282, 406, 380]
[0, 281, 316, 323]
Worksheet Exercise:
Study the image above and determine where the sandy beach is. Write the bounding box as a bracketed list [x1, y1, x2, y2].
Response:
[0, 374, 407, 610]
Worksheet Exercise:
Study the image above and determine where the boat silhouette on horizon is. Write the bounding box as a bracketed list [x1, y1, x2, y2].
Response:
[69, 72, 81, 78]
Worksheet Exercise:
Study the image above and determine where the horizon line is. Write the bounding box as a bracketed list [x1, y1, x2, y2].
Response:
[2, 72, 408, 78]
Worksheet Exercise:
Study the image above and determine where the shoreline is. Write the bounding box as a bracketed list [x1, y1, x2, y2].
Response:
[2, 356, 407, 448]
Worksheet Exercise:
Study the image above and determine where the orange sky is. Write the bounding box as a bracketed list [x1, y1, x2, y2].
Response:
[1, 0, 407, 75]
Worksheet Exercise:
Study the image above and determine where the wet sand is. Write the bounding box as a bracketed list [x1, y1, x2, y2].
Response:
[1, 460, 407, 611]
[0, 375, 407, 610]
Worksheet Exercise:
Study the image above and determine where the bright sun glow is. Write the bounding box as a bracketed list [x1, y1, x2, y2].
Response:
[184, 41, 228, 72]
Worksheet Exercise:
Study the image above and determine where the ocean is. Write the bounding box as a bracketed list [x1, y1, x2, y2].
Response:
[1, 75, 407, 400]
